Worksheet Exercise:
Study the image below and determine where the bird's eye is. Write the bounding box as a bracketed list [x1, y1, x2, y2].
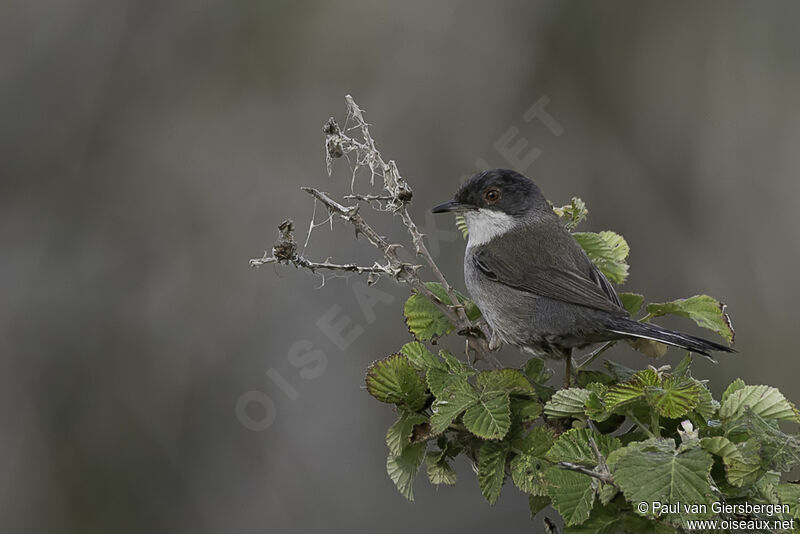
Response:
[484, 188, 500, 203]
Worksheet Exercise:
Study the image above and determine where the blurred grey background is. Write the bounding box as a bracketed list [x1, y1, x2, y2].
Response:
[2, 1, 800, 532]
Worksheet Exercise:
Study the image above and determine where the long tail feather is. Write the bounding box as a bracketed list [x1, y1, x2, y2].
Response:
[607, 318, 736, 357]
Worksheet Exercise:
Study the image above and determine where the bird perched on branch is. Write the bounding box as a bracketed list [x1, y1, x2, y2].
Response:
[432, 169, 734, 385]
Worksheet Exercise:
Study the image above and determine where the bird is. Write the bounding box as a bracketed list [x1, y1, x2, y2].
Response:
[431, 169, 734, 385]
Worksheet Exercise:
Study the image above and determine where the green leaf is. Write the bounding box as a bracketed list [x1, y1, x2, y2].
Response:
[607, 438, 715, 524]
[740, 408, 800, 472]
[646, 294, 735, 344]
[619, 292, 644, 317]
[514, 426, 558, 457]
[719, 384, 800, 423]
[426, 453, 457, 486]
[692, 382, 719, 421]
[604, 369, 660, 412]
[523, 357, 554, 384]
[554, 197, 588, 231]
[478, 440, 510, 504]
[403, 282, 481, 341]
[366, 354, 428, 410]
[545, 428, 621, 467]
[644, 376, 702, 419]
[426, 350, 476, 397]
[563, 505, 620, 534]
[477, 368, 535, 395]
[528, 495, 551, 519]
[400, 341, 441, 372]
[542, 467, 596, 526]
[573, 231, 630, 284]
[544, 388, 591, 419]
[386, 413, 428, 456]
[511, 397, 543, 423]
[700, 436, 742, 463]
[511, 454, 553, 496]
[724, 438, 763, 487]
[463, 392, 512, 439]
[386, 443, 426, 501]
[429, 380, 478, 434]
[775, 483, 800, 519]
[700, 435, 763, 488]
[721, 378, 746, 404]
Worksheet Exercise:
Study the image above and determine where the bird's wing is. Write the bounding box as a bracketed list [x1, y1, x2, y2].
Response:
[471, 224, 624, 314]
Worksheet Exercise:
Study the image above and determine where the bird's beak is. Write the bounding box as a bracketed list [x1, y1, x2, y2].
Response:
[431, 199, 465, 213]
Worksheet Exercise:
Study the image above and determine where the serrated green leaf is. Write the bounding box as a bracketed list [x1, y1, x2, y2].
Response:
[386, 443, 426, 501]
[573, 231, 630, 284]
[386, 413, 428, 457]
[528, 495, 551, 519]
[554, 197, 588, 231]
[426, 454, 457, 486]
[693, 382, 719, 421]
[719, 384, 800, 423]
[604, 369, 660, 412]
[426, 350, 476, 397]
[775, 483, 800, 519]
[523, 356, 554, 384]
[619, 292, 644, 317]
[722, 378, 746, 404]
[607, 439, 714, 525]
[646, 294, 735, 344]
[700, 436, 742, 463]
[545, 428, 621, 467]
[724, 438, 763, 487]
[740, 408, 800, 472]
[514, 425, 558, 457]
[563, 505, 620, 534]
[400, 341, 441, 372]
[478, 440, 510, 504]
[511, 397, 543, 423]
[365, 354, 428, 410]
[463, 392, 512, 439]
[429, 380, 478, 434]
[542, 467, 596, 526]
[511, 454, 553, 496]
[644, 376, 702, 419]
[477, 368, 535, 395]
[403, 283, 481, 341]
[544, 388, 591, 419]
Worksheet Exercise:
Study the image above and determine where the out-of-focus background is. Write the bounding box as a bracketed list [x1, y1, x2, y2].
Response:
[2, 1, 799, 532]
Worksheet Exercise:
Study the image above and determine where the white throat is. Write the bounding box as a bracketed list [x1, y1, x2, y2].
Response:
[464, 209, 519, 247]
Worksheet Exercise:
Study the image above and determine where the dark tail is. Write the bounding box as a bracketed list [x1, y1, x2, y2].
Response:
[607, 318, 736, 358]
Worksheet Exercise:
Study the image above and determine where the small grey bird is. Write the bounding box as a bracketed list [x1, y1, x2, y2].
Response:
[432, 169, 733, 381]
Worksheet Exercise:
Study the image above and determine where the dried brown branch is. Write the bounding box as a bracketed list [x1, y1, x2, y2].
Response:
[253, 95, 490, 360]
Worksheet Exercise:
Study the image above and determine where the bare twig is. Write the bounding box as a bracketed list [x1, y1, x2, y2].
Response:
[254, 95, 491, 360]
[334, 96, 483, 343]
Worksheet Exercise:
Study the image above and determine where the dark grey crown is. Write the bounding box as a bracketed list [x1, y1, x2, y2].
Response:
[455, 169, 549, 217]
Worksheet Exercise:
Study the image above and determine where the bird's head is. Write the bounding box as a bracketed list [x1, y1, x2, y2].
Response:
[432, 169, 550, 245]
